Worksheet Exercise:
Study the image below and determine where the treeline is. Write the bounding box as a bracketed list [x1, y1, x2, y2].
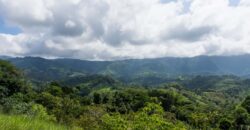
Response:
[1, 60, 250, 130]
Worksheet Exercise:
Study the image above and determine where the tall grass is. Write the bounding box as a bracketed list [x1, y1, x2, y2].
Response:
[0, 114, 80, 130]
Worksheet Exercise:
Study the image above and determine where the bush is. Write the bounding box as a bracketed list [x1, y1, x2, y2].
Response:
[219, 118, 232, 130]
[27, 104, 56, 122]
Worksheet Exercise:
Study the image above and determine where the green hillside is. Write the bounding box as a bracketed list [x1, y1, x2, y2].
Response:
[1, 59, 250, 129]
[4, 55, 250, 83]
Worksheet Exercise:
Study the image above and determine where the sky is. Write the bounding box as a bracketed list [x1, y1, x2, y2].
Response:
[0, 0, 249, 60]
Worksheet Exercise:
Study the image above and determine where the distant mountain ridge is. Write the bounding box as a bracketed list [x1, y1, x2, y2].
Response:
[1, 55, 250, 82]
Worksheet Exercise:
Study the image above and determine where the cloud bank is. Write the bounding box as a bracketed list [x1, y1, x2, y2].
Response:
[0, 0, 249, 60]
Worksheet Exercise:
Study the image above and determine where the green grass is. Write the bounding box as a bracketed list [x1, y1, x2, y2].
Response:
[0, 114, 80, 130]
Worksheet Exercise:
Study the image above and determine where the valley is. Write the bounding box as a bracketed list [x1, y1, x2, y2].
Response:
[1, 56, 250, 129]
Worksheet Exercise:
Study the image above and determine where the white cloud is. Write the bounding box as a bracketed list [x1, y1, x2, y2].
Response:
[65, 20, 76, 28]
[0, 0, 250, 60]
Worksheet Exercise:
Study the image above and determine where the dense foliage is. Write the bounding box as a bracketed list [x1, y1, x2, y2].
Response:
[6, 55, 250, 83]
[1, 59, 250, 129]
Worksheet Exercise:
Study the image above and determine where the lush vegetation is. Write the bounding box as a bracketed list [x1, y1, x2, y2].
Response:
[0, 114, 75, 130]
[1, 59, 250, 129]
[6, 55, 250, 83]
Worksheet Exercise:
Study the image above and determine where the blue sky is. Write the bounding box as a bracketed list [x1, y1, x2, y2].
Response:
[229, 0, 240, 6]
[0, 16, 21, 35]
[160, 0, 240, 6]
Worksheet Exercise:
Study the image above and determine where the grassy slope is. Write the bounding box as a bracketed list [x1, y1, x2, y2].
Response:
[0, 114, 80, 130]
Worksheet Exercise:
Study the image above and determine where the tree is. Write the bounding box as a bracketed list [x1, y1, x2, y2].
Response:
[233, 106, 250, 128]
[101, 113, 129, 130]
[219, 118, 232, 130]
[35, 92, 62, 121]
[109, 88, 149, 114]
[27, 104, 56, 122]
[93, 92, 102, 104]
[76, 106, 106, 130]
[242, 96, 250, 113]
[0, 60, 32, 97]
[44, 84, 63, 97]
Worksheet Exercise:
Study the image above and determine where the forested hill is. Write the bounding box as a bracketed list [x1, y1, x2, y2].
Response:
[1, 59, 250, 129]
[2, 54, 250, 82]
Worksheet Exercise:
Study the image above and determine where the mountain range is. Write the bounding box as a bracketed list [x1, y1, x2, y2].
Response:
[1, 55, 250, 82]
